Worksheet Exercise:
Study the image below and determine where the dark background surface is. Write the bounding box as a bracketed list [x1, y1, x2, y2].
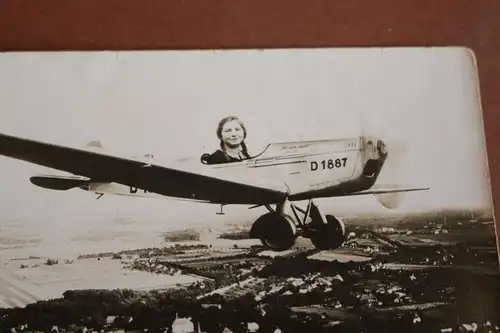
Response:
[0, 0, 499, 243]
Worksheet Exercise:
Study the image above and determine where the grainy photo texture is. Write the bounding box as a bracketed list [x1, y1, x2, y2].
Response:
[0, 47, 498, 332]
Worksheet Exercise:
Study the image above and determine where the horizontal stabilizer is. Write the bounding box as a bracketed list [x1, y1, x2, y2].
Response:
[30, 174, 90, 191]
[350, 185, 429, 209]
[349, 186, 430, 196]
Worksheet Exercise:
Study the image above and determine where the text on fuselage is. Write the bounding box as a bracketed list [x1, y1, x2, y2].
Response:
[310, 158, 347, 171]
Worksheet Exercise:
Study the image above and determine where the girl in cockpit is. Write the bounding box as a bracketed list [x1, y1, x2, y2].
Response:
[201, 116, 251, 164]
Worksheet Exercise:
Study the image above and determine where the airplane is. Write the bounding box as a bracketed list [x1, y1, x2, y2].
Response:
[0, 132, 429, 252]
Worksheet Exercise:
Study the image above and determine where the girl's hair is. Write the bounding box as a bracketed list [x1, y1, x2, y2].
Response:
[216, 116, 249, 157]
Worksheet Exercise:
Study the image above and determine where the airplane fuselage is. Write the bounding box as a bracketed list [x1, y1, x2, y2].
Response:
[47, 136, 388, 204]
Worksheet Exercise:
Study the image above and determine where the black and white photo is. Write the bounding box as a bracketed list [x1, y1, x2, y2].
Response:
[0, 47, 498, 332]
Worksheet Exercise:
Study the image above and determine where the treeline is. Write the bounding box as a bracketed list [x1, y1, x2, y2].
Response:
[0, 287, 304, 333]
[219, 230, 250, 240]
[163, 229, 201, 242]
[1, 285, 497, 333]
[77, 244, 210, 259]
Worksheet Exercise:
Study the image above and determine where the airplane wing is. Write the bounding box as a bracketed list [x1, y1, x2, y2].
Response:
[0, 133, 288, 205]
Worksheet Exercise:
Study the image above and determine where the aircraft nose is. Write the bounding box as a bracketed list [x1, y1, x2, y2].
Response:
[364, 137, 387, 159]
[377, 139, 387, 155]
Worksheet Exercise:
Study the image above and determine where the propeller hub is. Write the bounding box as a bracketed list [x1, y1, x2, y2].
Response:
[363, 137, 388, 160]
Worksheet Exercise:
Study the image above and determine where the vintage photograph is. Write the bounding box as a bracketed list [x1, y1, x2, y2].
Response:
[0, 47, 498, 332]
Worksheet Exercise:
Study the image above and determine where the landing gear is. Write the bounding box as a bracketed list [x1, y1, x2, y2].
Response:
[308, 215, 346, 250]
[249, 199, 347, 251]
[254, 212, 297, 251]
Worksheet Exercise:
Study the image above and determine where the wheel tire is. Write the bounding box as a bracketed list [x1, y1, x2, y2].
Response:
[310, 214, 346, 250]
[256, 212, 297, 251]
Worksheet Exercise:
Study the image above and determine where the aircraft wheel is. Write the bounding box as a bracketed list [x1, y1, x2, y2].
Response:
[255, 212, 297, 251]
[309, 214, 346, 250]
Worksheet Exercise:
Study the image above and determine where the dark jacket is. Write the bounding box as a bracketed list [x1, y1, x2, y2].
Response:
[201, 149, 250, 165]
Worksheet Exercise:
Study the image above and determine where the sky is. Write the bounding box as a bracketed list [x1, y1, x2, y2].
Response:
[0, 47, 494, 239]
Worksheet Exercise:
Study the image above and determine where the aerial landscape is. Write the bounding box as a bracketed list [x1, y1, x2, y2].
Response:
[1, 207, 498, 333]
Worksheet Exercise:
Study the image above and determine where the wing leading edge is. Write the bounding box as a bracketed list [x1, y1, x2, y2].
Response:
[0, 133, 288, 205]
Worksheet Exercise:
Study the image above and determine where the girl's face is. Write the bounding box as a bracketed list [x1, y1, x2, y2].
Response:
[221, 120, 244, 148]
